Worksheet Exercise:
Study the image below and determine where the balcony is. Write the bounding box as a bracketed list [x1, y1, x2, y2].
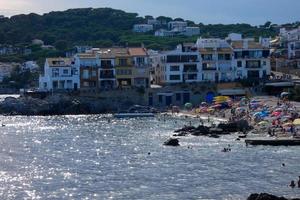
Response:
[100, 73, 115, 79]
[202, 67, 217, 71]
[101, 64, 114, 69]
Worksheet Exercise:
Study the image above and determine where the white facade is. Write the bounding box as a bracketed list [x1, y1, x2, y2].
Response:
[226, 33, 242, 41]
[155, 29, 175, 37]
[152, 45, 202, 84]
[151, 35, 271, 85]
[232, 40, 271, 80]
[196, 38, 235, 82]
[168, 21, 187, 31]
[22, 61, 39, 72]
[133, 24, 153, 33]
[39, 58, 80, 91]
[184, 27, 200, 36]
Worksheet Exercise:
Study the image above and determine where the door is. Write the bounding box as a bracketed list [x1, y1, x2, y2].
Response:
[183, 93, 190, 104]
[166, 96, 172, 106]
[148, 96, 153, 106]
[74, 83, 78, 91]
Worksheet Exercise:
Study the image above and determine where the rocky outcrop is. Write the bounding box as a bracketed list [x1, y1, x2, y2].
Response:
[164, 138, 180, 146]
[0, 94, 123, 115]
[173, 125, 230, 137]
[247, 193, 300, 200]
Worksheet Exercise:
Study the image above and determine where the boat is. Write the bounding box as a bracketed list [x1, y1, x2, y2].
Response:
[113, 113, 155, 118]
[245, 138, 300, 146]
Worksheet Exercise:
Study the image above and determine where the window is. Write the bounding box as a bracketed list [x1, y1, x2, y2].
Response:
[176, 93, 181, 101]
[262, 61, 267, 66]
[158, 95, 162, 103]
[237, 61, 242, 67]
[101, 60, 112, 67]
[52, 68, 59, 77]
[63, 69, 69, 74]
[136, 57, 145, 65]
[234, 52, 243, 59]
[202, 54, 213, 61]
[169, 75, 181, 80]
[246, 61, 261, 68]
[170, 65, 180, 71]
[92, 70, 97, 77]
[83, 82, 89, 87]
[83, 70, 89, 79]
[119, 59, 127, 66]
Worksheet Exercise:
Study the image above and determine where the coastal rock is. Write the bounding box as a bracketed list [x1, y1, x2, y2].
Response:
[247, 193, 300, 200]
[164, 138, 180, 146]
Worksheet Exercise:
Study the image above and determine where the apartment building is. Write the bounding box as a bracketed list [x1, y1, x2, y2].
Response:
[168, 21, 188, 31]
[152, 44, 201, 84]
[39, 58, 80, 91]
[196, 38, 234, 82]
[231, 39, 271, 79]
[74, 53, 100, 92]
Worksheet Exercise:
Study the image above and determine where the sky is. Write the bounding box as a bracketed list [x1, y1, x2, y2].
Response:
[0, 0, 299, 25]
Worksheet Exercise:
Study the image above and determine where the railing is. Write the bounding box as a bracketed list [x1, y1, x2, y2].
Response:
[202, 67, 217, 70]
[101, 64, 114, 69]
[100, 74, 115, 79]
[183, 69, 198, 72]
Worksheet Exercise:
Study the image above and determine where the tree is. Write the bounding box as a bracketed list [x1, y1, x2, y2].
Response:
[264, 21, 272, 28]
[54, 40, 68, 51]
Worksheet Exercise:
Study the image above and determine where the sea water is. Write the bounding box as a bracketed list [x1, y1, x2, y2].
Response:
[0, 115, 299, 199]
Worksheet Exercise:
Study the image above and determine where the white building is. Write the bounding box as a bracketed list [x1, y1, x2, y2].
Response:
[183, 27, 200, 36]
[168, 21, 187, 32]
[39, 58, 80, 91]
[155, 29, 175, 37]
[22, 61, 39, 72]
[226, 33, 242, 41]
[147, 19, 161, 26]
[133, 24, 153, 33]
[231, 39, 271, 80]
[196, 38, 235, 82]
[152, 45, 201, 84]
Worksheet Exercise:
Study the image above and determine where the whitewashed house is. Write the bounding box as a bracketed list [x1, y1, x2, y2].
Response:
[39, 58, 80, 91]
[133, 24, 153, 33]
[183, 27, 200, 36]
[168, 21, 187, 32]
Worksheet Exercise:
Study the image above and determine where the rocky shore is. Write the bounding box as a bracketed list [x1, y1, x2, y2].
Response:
[247, 193, 300, 200]
[0, 94, 134, 115]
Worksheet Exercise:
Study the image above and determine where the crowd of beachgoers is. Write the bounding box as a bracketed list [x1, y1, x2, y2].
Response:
[171, 93, 300, 138]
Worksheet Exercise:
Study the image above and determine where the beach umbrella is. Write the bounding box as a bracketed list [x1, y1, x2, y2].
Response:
[201, 102, 207, 106]
[283, 122, 293, 127]
[274, 108, 283, 112]
[258, 121, 269, 126]
[281, 92, 290, 98]
[185, 103, 193, 109]
[293, 119, 300, 125]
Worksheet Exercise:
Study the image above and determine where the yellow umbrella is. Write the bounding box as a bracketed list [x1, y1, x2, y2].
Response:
[293, 119, 300, 125]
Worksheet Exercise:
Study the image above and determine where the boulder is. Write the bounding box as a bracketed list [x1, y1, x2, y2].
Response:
[247, 193, 300, 200]
[164, 138, 180, 146]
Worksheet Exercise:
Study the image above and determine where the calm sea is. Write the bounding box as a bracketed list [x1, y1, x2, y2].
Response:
[0, 115, 299, 199]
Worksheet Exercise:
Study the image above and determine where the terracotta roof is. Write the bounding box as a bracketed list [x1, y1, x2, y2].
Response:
[47, 58, 72, 67]
[128, 48, 147, 56]
[231, 41, 265, 49]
